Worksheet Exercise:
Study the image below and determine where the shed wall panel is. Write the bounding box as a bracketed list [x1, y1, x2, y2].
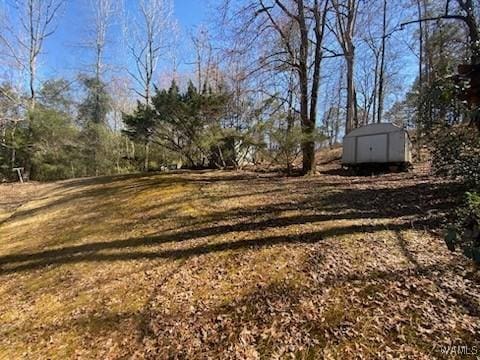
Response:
[357, 134, 388, 163]
[341, 123, 411, 165]
[342, 137, 356, 163]
[388, 131, 406, 162]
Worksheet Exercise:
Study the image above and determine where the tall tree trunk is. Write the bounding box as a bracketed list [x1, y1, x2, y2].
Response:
[333, 0, 358, 134]
[377, 0, 387, 124]
[335, 66, 343, 144]
[29, 61, 36, 109]
[458, 0, 480, 65]
[297, 0, 315, 174]
[346, 51, 356, 133]
[144, 142, 150, 171]
[286, 76, 295, 175]
[372, 52, 379, 124]
[257, 0, 328, 174]
[459, 0, 480, 128]
[416, 0, 424, 160]
[10, 126, 17, 171]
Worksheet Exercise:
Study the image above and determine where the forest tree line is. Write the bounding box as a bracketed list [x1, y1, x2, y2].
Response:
[0, 0, 478, 180]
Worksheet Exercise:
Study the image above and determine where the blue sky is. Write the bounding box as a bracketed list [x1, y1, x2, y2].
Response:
[42, 0, 209, 79]
[2, 0, 418, 119]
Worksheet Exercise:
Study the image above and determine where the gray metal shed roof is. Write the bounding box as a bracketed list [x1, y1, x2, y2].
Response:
[344, 123, 404, 138]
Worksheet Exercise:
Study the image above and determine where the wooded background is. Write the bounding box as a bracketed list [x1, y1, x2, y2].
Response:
[0, 0, 478, 180]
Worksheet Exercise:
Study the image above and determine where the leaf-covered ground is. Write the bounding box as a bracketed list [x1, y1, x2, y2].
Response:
[0, 164, 479, 359]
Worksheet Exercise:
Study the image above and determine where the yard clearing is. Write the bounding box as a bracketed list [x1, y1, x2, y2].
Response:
[0, 164, 479, 359]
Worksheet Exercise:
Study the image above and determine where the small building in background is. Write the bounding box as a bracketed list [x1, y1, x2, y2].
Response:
[342, 123, 412, 170]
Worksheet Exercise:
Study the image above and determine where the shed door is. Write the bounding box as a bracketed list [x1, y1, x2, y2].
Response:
[356, 134, 388, 163]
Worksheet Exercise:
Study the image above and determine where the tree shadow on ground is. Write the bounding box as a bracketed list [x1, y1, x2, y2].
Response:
[2, 170, 476, 358]
[140, 254, 478, 359]
[0, 221, 438, 275]
[0, 173, 463, 275]
[0, 171, 290, 228]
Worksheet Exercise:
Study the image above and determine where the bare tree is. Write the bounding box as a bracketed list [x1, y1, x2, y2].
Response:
[88, 0, 116, 82]
[415, 0, 425, 159]
[253, 0, 330, 174]
[331, 0, 359, 134]
[334, 63, 345, 143]
[123, 0, 175, 171]
[78, 0, 117, 126]
[0, 82, 24, 170]
[191, 26, 215, 92]
[401, 0, 480, 128]
[0, 0, 65, 109]
[125, 0, 175, 105]
[402, 0, 479, 65]
[363, 33, 381, 123]
[110, 77, 135, 131]
[356, 54, 375, 125]
[377, 0, 387, 123]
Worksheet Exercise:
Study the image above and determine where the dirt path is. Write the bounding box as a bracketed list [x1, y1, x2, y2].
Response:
[0, 167, 478, 359]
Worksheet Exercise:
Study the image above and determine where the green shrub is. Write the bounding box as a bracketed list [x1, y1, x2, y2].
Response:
[431, 126, 480, 188]
[446, 192, 480, 264]
[434, 126, 480, 264]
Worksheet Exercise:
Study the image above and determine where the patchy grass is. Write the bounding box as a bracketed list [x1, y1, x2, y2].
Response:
[0, 166, 479, 359]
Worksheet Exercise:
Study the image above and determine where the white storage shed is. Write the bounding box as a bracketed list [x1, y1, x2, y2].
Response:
[342, 123, 412, 166]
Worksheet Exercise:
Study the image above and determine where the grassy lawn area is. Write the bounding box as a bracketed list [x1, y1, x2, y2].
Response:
[0, 166, 479, 359]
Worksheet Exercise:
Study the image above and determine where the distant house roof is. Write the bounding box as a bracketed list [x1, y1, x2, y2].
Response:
[344, 123, 404, 138]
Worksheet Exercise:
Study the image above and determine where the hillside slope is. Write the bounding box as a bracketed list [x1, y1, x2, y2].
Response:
[0, 167, 479, 359]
